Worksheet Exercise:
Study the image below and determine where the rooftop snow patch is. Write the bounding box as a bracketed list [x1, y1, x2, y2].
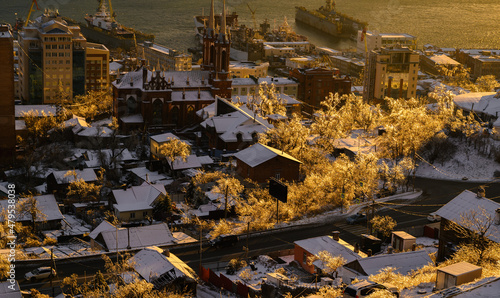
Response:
[435, 190, 500, 243]
[0, 194, 63, 222]
[294, 236, 362, 264]
[348, 249, 432, 276]
[234, 143, 301, 168]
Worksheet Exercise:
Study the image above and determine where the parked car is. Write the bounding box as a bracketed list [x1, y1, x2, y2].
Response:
[24, 267, 56, 282]
[346, 213, 367, 225]
[427, 212, 441, 222]
[209, 235, 239, 248]
[343, 280, 399, 297]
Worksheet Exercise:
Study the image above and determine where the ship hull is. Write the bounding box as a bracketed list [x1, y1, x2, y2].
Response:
[295, 8, 364, 40]
[64, 17, 154, 50]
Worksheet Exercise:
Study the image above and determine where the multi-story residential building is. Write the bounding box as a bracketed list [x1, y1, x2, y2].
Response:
[357, 31, 417, 56]
[18, 10, 109, 104]
[229, 61, 269, 78]
[0, 25, 16, 164]
[138, 41, 192, 71]
[290, 67, 351, 114]
[363, 46, 419, 103]
[231, 76, 298, 98]
[329, 55, 365, 77]
[85, 42, 109, 92]
[456, 49, 500, 79]
[420, 54, 461, 76]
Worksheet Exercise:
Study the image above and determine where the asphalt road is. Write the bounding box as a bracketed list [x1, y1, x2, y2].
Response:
[17, 177, 500, 294]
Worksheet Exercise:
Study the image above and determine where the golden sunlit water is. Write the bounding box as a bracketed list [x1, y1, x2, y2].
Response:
[2, 0, 499, 51]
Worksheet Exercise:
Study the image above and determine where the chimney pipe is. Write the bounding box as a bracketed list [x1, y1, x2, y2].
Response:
[477, 186, 485, 198]
[495, 208, 500, 225]
[367, 249, 372, 257]
[163, 248, 170, 257]
[332, 231, 340, 241]
[354, 243, 359, 253]
[412, 243, 417, 251]
[387, 245, 393, 254]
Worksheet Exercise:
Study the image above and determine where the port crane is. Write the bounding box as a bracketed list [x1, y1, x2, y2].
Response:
[247, 4, 257, 30]
[24, 0, 40, 27]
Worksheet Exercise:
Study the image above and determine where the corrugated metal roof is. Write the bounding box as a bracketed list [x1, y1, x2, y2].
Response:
[435, 190, 500, 243]
[354, 250, 432, 276]
[438, 262, 482, 276]
[294, 236, 362, 264]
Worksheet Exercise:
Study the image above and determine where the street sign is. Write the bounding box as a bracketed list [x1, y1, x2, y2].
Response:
[269, 178, 287, 203]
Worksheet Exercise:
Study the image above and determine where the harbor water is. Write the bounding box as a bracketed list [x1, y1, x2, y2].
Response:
[2, 0, 500, 52]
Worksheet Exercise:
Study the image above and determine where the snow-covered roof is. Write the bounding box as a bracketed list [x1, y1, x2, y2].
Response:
[77, 126, 114, 137]
[234, 143, 301, 168]
[114, 68, 211, 89]
[232, 94, 301, 106]
[15, 120, 26, 131]
[120, 114, 144, 124]
[88, 221, 115, 240]
[150, 132, 180, 144]
[428, 54, 460, 65]
[83, 149, 135, 168]
[454, 92, 500, 117]
[294, 236, 362, 264]
[350, 250, 432, 276]
[334, 135, 377, 155]
[435, 190, 500, 243]
[0, 194, 63, 222]
[99, 223, 175, 251]
[169, 155, 202, 171]
[50, 168, 98, 184]
[198, 155, 214, 165]
[112, 182, 166, 213]
[129, 246, 197, 285]
[0, 281, 21, 298]
[15, 105, 57, 118]
[128, 167, 172, 184]
[62, 115, 89, 134]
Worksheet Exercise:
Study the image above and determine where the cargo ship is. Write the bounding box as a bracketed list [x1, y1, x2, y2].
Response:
[64, 0, 154, 50]
[295, 0, 366, 40]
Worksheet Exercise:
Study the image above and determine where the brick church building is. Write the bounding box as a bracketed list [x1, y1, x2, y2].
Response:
[112, 0, 232, 132]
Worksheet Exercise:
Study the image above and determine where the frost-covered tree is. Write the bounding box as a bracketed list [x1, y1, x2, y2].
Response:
[259, 114, 310, 158]
[371, 215, 397, 238]
[212, 176, 244, 218]
[307, 250, 346, 275]
[158, 138, 191, 172]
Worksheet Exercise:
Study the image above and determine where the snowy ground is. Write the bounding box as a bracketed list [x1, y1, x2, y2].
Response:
[415, 137, 500, 182]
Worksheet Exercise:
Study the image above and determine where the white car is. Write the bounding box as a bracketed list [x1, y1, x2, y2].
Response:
[427, 212, 441, 222]
[24, 267, 56, 282]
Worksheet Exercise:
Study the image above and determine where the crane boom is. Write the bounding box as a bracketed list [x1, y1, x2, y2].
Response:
[25, 0, 40, 27]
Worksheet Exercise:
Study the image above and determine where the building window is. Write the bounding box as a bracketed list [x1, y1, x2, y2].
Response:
[275, 172, 281, 180]
[303, 252, 307, 264]
[152, 99, 163, 125]
[130, 213, 135, 219]
[143, 211, 148, 217]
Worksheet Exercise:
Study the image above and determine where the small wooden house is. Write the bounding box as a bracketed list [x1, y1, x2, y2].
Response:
[391, 231, 416, 252]
[436, 262, 482, 290]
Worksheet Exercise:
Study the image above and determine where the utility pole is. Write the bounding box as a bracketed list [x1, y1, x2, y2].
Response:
[246, 222, 250, 260]
[224, 184, 229, 218]
[50, 248, 55, 298]
[370, 199, 376, 234]
[199, 223, 202, 274]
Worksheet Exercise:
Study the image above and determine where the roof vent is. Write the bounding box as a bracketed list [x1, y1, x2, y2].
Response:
[477, 186, 485, 198]
[332, 231, 340, 241]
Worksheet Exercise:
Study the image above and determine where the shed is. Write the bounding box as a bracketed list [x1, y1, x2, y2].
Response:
[436, 262, 482, 290]
[391, 231, 416, 252]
